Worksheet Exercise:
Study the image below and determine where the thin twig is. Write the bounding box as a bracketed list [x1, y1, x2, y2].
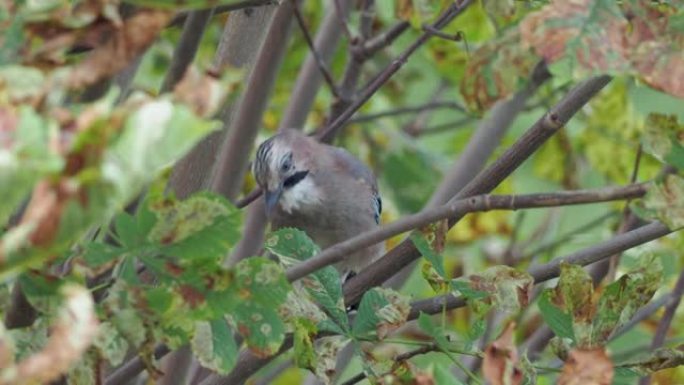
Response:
[168, 0, 278, 27]
[358, 20, 410, 57]
[291, 0, 339, 97]
[348, 101, 468, 123]
[316, 0, 476, 142]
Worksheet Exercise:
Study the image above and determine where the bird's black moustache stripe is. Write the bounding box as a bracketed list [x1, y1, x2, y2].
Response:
[283, 170, 309, 189]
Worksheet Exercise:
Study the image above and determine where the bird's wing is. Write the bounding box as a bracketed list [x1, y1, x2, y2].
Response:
[330, 147, 382, 224]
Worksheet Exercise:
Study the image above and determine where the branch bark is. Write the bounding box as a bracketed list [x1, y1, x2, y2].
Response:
[160, 8, 214, 93]
[168, 5, 277, 198]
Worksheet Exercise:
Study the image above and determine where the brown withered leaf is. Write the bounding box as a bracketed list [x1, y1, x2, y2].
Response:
[69, 9, 172, 89]
[558, 347, 613, 385]
[483, 321, 523, 385]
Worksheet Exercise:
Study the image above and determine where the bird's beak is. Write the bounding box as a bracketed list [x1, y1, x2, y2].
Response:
[264, 185, 283, 217]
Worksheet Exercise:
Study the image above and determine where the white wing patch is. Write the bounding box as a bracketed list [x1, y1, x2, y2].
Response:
[279, 177, 322, 214]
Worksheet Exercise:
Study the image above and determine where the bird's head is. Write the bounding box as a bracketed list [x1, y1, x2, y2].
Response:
[252, 130, 317, 216]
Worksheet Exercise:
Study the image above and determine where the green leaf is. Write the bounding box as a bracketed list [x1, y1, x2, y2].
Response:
[191, 319, 238, 375]
[265, 227, 320, 265]
[411, 232, 446, 278]
[0, 105, 63, 226]
[148, 193, 241, 262]
[106, 100, 220, 203]
[93, 322, 129, 366]
[228, 257, 291, 356]
[232, 302, 286, 357]
[555, 263, 595, 347]
[643, 114, 684, 171]
[113, 212, 140, 248]
[266, 228, 349, 333]
[591, 255, 662, 344]
[293, 318, 317, 370]
[417, 312, 450, 350]
[383, 149, 440, 212]
[537, 289, 575, 341]
[633, 174, 684, 229]
[352, 289, 390, 338]
[83, 242, 124, 267]
[450, 279, 489, 300]
[433, 362, 466, 385]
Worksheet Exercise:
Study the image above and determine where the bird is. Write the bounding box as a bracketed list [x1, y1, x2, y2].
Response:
[252, 129, 383, 280]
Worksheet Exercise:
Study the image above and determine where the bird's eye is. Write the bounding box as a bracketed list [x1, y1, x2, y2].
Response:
[280, 155, 293, 172]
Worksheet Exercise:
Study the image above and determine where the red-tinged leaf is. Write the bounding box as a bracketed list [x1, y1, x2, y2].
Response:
[520, 0, 684, 98]
[460, 29, 540, 113]
[468, 265, 534, 314]
[483, 322, 523, 385]
[558, 347, 613, 385]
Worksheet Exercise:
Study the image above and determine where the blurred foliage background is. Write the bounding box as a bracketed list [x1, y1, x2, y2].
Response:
[2, 0, 684, 384]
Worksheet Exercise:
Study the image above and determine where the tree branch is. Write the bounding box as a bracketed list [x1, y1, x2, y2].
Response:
[347, 101, 467, 124]
[209, 1, 297, 200]
[290, 0, 338, 97]
[286, 183, 649, 281]
[160, 8, 214, 93]
[279, 1, 350, 128]
[168, 5, 277, 198]
[343, 75, 613, 305]
[168, 0, 278, 27]
[316, 0, 475, 142]
[358, 21, 411, 57]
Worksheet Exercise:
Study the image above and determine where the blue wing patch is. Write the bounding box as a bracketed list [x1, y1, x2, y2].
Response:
[373, 194, 382, 224]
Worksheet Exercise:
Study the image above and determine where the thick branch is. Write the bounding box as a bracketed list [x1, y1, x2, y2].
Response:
[160, 8, 214, 93]
[286, 183, 649, 281]
[210, 1, 297, 200]
[168, 5, 277, 198]
[344, 75, 613, 304]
